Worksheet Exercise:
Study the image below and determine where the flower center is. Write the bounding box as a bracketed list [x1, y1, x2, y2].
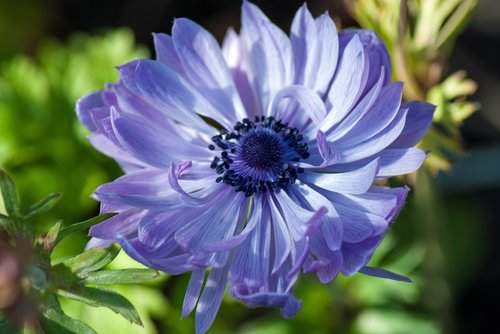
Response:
[240, 128, 283, 170]
[209, 116, 309, 197]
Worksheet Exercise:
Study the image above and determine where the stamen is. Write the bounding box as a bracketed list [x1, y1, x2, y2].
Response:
[209, 116, 308, 196]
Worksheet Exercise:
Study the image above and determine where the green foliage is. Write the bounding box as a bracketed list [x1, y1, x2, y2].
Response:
[0, 169, 159, 333]
[0, 29, 149, 235]
[348, 0, 478, 172]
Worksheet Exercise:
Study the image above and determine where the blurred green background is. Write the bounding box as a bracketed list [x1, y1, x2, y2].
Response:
[1, 0, 499, 333]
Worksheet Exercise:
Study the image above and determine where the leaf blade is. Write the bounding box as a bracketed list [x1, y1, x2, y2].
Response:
[0, 169, 20, 217]
[80, 269, 160, 285]
[56, 286, 143, 326]
[23, 192, 63, 220]
[63, 244, 121, 274]
[56, 213, 117, 245]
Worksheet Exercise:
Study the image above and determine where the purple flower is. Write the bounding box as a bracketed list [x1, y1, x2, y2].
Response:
[77, 2, 434, 333]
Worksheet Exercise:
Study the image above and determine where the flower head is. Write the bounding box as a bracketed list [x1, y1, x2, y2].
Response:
[77, 2, 434, 333]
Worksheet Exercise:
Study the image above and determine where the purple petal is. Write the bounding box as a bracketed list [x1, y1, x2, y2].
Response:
[85, 238, 114, 250]
[112, 109, 210, 167]
[174, 190, 249, 256]
[134, 60, 223, 131]
[369, 186, 409, 222]
[359, 266, 411, 282]
[312, 12, 339, 95]
[376, 148, 427, 178]
[172, 18, 246, 121]
[88, 134, 146, 171]
[76, 91, 104, 131]
[230, 287, 301, 318]
[341, 235, 383, 275]
[339, 29, 391, 92]
[241, 1, 293, 110]
[334, 203, 388, 243]
[182, 268, 206, 318]
[291, 5, 339, 96]
[153, 33, 184, 73]
[335, 82, 403, 146]
[391, 101, 435, 148]
[269, 85, 327, 125]
[137, 210, 182, 250]
[301, 158, 379, 195]
[229, 195, 271, 286]
[221, 28, 259, 119]
[325, 34, 367, 123]
[319, 68, 384, 137]
[195, 267, 229, 334]
[336, 108, 408, 163]
[307, 235, 343, 283]
[89, 209, 144, 240]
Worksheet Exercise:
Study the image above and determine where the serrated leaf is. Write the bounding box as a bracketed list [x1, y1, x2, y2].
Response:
[63, 244, 121, 274]
[0, 169, 20, 217]
[42, 308, 97, 334]
[23, 193, 62, 220]
[56, 213, 117, 245]
[81, 269, 160, 285]
[41, 292, 97, 334]
[57, 286, 143, 326]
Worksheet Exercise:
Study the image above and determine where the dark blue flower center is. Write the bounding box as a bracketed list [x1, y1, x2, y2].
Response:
[209, 116, 309, 197]
[240, 128, 283, 170]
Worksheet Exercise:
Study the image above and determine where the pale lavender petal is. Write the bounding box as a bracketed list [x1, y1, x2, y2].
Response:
[88, 134, 146, 171]
[325, 34, 367, 123]
[182, 268, 206, 318]
[153, 33, 184, 73]
[301, 159, 379, 195]
[339, 29, 391, 92]
[241, 1, 293, 109]
[334, 82, 403, 146]
[173, 18, 246, 122]
[269, 85, 327, 125]
[334, 203, 388, 243]
[391, 101, 435, 148]
[291, 4, 318, 86]
[76, 91, 104, 131]
[376, 148, 427, 178]
[312, 12, 339, 96]
[90, 208, 145, 240]
[221, 28, 259, 119]
[320, 68, 385, 139]
[134, 60, 225, 131]
[335, 108, 408, 163]
[195, 267, 229, 334]
[341, 235, 383, 275]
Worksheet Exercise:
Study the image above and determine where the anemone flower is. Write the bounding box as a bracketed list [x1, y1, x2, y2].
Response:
[77, 2, 434, 333]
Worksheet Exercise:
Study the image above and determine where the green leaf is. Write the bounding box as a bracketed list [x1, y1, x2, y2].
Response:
[23, 192, 62, 220]
[41, 293, 97, 334]
[57, 286, 143, 326]
[42, 306, 97, 334]
[81, 269, 160, 285]
[56, 213, 117, 245]
[63, 244, 121, 274]
[0, 169, 20, 217]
